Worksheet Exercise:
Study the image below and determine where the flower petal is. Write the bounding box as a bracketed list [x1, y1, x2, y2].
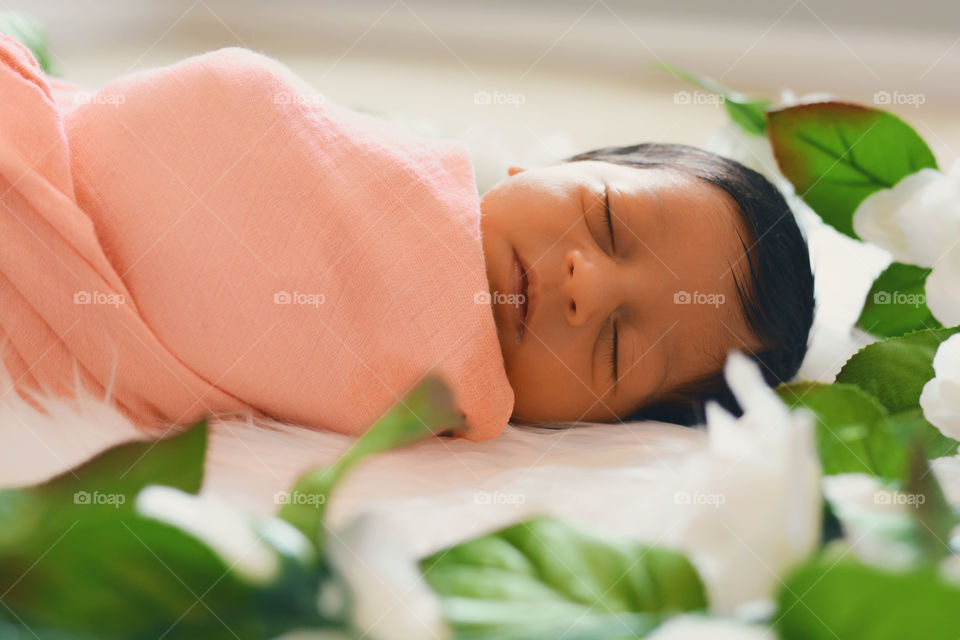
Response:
[933, 334, 960, 380]
[904, 170, 960, 262]
[926, 250, 960, 326]
[852, 169, 942, 266]
[920, 378, 960, 441]
[646, 615, 775, 640]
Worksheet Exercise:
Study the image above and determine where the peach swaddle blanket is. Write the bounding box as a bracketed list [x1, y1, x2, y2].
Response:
[0, 36, 513, 441]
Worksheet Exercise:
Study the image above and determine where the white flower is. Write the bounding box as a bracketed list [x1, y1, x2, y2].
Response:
[822, 473, 927, 568]
[645, 615, 774, 640]
[852, 161, 960, 325]
[852, 164, 960, 267]
[920, 334, 960, 440]
[324, 511, 451, 640]
[926, 249, 960, 328]
[666, 352, 821, 613]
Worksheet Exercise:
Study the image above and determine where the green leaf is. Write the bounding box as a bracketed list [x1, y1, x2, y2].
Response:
[47, 420, 207, 496]
[726, 100, 772, 137]
[420, 516, 707, 639]
[0, 12, 57, 75]
[0, 424, 334, 639]
[904, 445, 956, 560]
[767, 101, 937, 238]
[775, 551, 960, 640]
[835, 326, 960, 458]
[0, 499, 325, 639]
[0, 422, 208, 547]
[656, 62, 771, 135]
[885, 408, 958, 461]
[837, 327, 959, 412]
[857, 262, 942, 337]
[776, 382, 905, 478]
[0, 619, 103, 640]
[278, 376, 464, 548]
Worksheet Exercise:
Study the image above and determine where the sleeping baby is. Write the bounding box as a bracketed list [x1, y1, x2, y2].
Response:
[485, 144, 815, 426]
[0, 36, 814, 441]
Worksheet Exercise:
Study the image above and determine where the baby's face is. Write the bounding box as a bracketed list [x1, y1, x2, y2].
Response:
[479, 160, 764, 423]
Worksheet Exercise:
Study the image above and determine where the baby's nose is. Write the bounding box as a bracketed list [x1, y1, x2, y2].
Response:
[563, 249, 603, 327]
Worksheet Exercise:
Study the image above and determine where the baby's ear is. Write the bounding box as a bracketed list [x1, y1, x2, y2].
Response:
[507, 166, 526, 177]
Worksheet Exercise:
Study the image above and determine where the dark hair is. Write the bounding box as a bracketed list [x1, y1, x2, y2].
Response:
[565, 143, 815, 425]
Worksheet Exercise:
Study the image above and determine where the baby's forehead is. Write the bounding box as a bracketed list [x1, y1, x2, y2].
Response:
[569, 160, 741, 216]
[599, 163, 745, 241]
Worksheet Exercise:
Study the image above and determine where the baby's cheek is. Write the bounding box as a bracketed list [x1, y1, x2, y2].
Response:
[504, 350, 587, 421]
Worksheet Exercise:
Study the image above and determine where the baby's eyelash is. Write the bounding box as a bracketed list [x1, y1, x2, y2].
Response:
[604, 188, 615, 251]
[604, 319, 619, 384]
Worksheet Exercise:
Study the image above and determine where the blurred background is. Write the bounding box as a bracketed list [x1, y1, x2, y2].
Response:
[6, 0, 959, 171]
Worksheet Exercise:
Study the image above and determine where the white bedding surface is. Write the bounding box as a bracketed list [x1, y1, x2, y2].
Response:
[0, 369, 702, 554]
